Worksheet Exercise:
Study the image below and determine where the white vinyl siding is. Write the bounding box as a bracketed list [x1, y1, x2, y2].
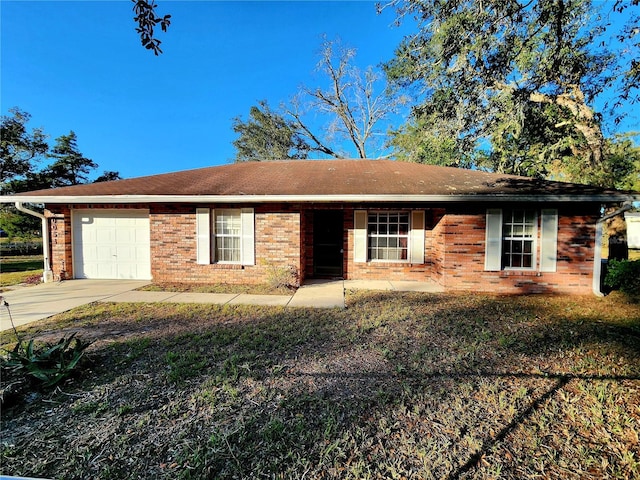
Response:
[196, 208, 254, 266]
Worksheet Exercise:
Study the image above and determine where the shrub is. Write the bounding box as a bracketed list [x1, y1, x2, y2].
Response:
[1, 333, 92, 389]
[604, 259, 640, 297]
[262, 262, 299, 290]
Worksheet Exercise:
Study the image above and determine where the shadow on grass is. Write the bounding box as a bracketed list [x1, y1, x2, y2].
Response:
[2, 292, 640, 479]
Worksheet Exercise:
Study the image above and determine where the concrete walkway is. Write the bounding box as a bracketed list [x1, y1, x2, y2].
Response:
[0, 278, 443, 331]
[0, 280, 150, 330]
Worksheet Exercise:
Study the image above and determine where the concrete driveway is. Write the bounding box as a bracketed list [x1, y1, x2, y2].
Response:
[0, 280, 150, 331]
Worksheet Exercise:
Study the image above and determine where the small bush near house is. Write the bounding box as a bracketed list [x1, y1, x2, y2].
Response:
[262, 262, 299, 290]
[605, 259, 640, 298]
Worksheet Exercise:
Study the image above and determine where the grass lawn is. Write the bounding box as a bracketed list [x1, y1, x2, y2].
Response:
[0, 255, 44, 287]
[140, 281, 295, 295]
[1, 292, 639, 479]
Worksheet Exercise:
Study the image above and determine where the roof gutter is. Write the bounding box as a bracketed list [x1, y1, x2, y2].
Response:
[593, 202, 634, 296]
[15, 202, 53, 283]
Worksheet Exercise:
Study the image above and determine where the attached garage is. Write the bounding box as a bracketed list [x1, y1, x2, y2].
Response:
[72, 209, 151, 280]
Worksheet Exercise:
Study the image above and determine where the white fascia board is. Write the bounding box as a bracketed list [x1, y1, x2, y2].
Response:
[0, 193, 637, 204]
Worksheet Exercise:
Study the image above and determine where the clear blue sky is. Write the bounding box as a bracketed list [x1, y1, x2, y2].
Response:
[1, 1, 637, 181]
[1, 0, 413, 179]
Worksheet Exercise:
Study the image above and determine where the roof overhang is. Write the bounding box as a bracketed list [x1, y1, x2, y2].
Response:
[3, 193, 637, 204]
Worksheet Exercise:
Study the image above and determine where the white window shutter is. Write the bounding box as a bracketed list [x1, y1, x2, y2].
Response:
[485, 209, 502, 271]
[410, 210, 425, 264]
[196, 208, 211, 265]
[354, 210, 367, 263]
[540, 209, 558, 272]
[241, 208, 255, 265]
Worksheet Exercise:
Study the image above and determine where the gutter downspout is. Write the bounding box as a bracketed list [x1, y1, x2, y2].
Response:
[15, 202, 53, 283]
[593, 202, 633, 296]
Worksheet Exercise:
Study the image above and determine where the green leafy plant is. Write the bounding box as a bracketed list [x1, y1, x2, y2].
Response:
[605, 259, 640, 297]
[2, 333, 92, 389]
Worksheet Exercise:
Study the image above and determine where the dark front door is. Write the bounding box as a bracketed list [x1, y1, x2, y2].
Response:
[313, 210, 344, 277]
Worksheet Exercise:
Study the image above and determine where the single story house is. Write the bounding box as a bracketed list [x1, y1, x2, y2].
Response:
[4, 159, 637, 295]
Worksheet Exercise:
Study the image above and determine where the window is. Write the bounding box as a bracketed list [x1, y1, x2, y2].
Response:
[354, 210, 424, 264]
[501, 210, 536, 269]
[368, 212, 409, 261]
[485, 208, 558, 272]
[215, 209, 241, 262]
[196, 208, 254, 265]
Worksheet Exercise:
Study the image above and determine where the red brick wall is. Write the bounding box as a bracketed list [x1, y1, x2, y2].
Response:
[429, 209, 446, 286]
[434, 205, 599, 294]
[150, 204, 301, 285]
[345, 207, 438, 282]
[44, 202, 600, 294]
[45, 206, 72, 280]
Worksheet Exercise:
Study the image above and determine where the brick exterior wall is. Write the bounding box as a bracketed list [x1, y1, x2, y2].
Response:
[45, 206, 73, 280]
[431, 205, 599, 294]
[345, 206, 437, 282]
[149, 204, 301, 285]
[44, 201, 600, 294]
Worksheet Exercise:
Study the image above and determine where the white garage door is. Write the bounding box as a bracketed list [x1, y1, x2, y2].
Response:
[73, 209, 151, 280]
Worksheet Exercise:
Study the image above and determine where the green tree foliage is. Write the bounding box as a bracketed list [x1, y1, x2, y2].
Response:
[0, 108, 48, 184]
[1, 109, 120, 237]
[132, 0, 171, 55]
[94, 170, 122, 183]
[45, 132, 98, 187]
[614, 0, 640, 105]
[232, 101, 311, 162]
[384, 0, 637, 186]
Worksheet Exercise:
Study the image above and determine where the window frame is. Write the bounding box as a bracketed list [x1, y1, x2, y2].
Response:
[367, 211, 411, 263]
[214, 209, 242, 264]
[501, 209, 538, 270]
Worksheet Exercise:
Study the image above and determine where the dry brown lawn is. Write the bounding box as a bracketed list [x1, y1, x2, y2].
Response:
[1, 291, 639, 479]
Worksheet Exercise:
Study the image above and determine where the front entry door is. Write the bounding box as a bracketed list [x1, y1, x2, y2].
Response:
[313, 210, 344, 277]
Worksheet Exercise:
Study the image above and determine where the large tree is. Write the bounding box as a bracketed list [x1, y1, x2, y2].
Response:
[232, 101, 311, 162]
[1, 110, 121, 237]
[232, 38, 406, 161]
[383, 0, 637, 186]
[45, 131, 98, 187]
[0, 108, 48, 185]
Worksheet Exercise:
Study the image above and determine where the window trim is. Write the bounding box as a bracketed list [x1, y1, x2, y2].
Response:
[214, 209, 242, 264]
[485, 208, 558, 273]
[501, 209, 537, 270]
[367, 211, 410, 263]
[353, 210, 425, 264]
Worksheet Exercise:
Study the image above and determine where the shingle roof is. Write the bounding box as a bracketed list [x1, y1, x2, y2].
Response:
[5, 159, 634, 202]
